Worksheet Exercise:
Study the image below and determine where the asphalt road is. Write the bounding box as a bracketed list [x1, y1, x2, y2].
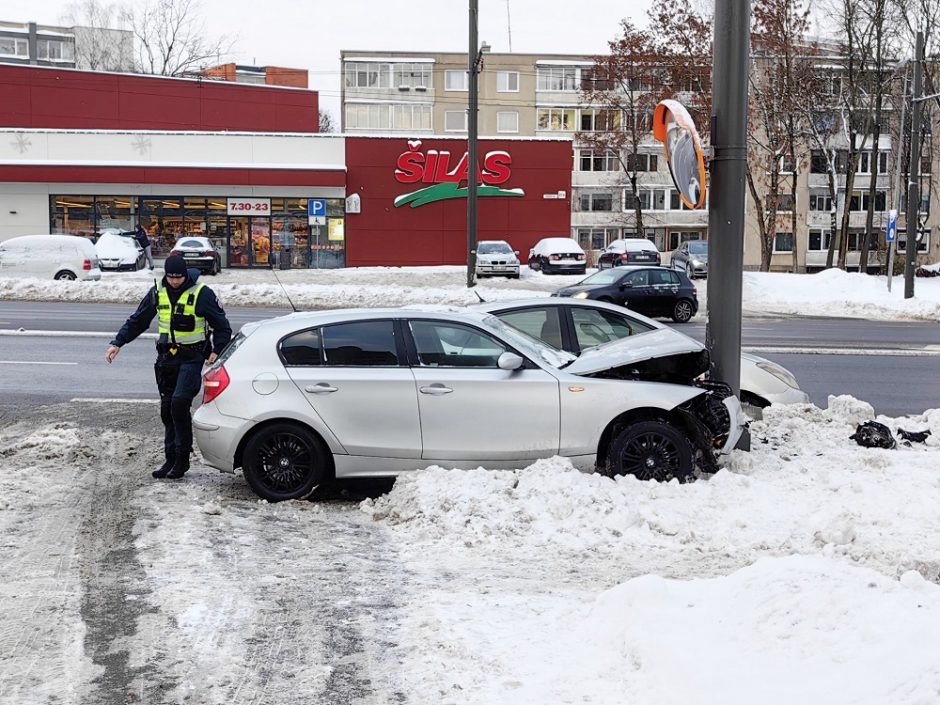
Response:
[1, 301, 939, 416]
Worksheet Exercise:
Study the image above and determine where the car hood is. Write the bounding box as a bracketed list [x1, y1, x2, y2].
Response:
[688, 252, 709, 262]
[554, 284, 606, 296]
[563, 328, 705, 375]
[477, 253, 518, 262]
[95, 236, 139, 259]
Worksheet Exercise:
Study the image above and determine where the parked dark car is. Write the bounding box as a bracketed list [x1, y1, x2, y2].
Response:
[551, 265, 698, 323]
[671, 240, 708, 278]
[597, 238, 662, 269]
[170, 236, 221, 275]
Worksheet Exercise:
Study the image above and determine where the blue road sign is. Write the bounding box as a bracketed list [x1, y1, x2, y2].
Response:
[308, 199, 327, 218]
[887, 210, 898, 242]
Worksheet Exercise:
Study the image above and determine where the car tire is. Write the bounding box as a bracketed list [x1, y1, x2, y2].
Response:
[605, 419, 694, 483]
[672, 299, 695, 323]
[686, 264, 694, 279]
[510, 272, 520, 279]
[242, 422, 329, 502]
[54, 270, 77, 281]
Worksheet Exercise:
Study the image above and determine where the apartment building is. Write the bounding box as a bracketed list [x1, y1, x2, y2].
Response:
[0, 20, 133, 71]
[340, 47, 939, 270]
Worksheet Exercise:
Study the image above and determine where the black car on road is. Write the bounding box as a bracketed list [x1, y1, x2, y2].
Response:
[551, 265, 698, 322]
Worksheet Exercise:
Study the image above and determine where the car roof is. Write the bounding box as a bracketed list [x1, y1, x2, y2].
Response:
[473, 297, 668, 330]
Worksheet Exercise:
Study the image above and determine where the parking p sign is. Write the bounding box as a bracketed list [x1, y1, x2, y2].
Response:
[887, 209, 898, 242]
[308, 198, 327, 226]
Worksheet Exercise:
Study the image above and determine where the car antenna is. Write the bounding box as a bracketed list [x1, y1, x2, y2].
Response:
[271, 266, 299, 313]
[472, 290, 486, 303]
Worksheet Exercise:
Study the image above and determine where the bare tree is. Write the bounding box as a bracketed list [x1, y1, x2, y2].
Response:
[318, 110, 336, 133]
[120, 0, 234, 76]
[60, 0, 134, 71]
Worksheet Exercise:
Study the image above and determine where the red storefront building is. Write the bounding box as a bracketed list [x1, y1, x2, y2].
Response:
[0, 64, 572, 268]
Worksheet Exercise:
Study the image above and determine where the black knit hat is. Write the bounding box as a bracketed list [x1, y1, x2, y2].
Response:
[164, 255, 187, 276]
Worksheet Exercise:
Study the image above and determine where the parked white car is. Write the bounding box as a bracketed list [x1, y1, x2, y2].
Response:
[475, 297, 809, 417]
[475, 240, 520, 278]
[0, 234, 102, 280]
[95, 229, 145, 271]
[194, 307, 745, 501]
[527, 237, 587, 275]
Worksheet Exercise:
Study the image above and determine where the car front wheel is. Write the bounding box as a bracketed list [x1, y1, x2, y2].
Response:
[242, 422, 328, 501]
[672, 299, 695, 323]
[605, 420, 694, 482]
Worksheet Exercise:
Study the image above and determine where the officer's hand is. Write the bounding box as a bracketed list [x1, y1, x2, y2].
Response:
[206, 353, 218, 366]
[105, 345, 120, 364]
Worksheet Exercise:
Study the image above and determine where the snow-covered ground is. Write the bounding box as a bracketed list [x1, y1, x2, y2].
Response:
[1, 396, 938, 703]
[2, 264, 940, 321]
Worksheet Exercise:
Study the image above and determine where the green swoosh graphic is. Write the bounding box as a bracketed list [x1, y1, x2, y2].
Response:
[394, 182, 525, 208]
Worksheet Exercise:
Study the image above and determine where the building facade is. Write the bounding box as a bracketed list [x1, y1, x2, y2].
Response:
[339, 48, 939, 270]
[0, 20, 133, 71]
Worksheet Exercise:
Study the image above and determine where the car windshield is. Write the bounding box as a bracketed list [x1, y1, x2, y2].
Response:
[478, 242, 512, 254]
[477, 314, 576, 368]
[578, 268, 628, 285]
[688, 241, 708, 254]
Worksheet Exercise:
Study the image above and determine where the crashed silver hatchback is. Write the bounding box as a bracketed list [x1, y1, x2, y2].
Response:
[194, 307, 746, 501]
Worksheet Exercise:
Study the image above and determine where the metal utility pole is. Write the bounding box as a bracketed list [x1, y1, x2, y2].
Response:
[904, 31, 924, 299]
[467, 0, 481, 288]
[707, 0, 750, 404]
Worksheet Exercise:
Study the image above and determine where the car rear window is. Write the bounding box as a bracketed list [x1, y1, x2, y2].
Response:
[322, 321, 399, 366]
[178, 239, 205, 248]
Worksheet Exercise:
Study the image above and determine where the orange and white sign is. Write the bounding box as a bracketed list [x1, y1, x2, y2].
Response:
[653, 100, 707, 210]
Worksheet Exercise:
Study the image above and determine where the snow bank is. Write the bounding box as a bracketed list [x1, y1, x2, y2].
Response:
[2, 264, 940, 320]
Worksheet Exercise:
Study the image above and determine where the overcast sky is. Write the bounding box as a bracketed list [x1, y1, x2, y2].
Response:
[7, 0, 654, 117]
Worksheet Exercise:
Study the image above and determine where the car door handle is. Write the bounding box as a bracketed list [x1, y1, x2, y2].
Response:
[305, 383, 338, 394]
[420, 384, 453, 395]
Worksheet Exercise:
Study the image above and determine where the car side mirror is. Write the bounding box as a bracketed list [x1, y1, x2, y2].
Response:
[619, 282, 633, 289]
[497, 352, 524, 371]
[513, 250, 519, 255]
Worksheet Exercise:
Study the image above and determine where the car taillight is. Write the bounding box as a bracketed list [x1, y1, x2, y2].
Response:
[550, 254, 561, 261]
[576, 254, 585, 261]
[202, 250, 213, 256]
[170, 249, 180, 256]
[203, 365, 230, 404]
[620, 253, 630, 261]
[82, 258, 92, 270]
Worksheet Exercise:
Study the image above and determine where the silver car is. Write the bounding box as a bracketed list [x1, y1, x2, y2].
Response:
[475, 240, 520, 279]
[671, 240, 709, 278]
[475, 298, 809, 417]
[194, 308, 746, 501]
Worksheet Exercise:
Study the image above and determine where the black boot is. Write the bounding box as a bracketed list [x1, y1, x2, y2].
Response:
[152, 451, 175, 479]
[165, 453, 190, 480]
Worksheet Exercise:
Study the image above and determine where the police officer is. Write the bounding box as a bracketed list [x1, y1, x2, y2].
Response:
[105, 255, 232, 479]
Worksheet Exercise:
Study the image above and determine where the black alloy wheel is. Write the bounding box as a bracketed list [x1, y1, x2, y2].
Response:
[672, 299, 695, 323]
[242, 423, 328, 501]
[605, 420, 694, 483]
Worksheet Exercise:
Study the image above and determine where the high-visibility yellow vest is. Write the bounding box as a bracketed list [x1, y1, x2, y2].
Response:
[157, 283, 206, 345]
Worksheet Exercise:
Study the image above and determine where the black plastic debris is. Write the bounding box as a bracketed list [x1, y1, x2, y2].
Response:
[849, 421, 897, 449]
[898, 428, 932, 444]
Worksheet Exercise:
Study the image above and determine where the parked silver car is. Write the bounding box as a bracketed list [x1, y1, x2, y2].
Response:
[194, 308, 746, 501]
[475, 240, 520, 278]
[475, 297, 809, 417]
[671, 240, 708, 278]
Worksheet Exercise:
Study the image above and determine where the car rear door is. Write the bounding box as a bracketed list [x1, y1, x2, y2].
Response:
[648, 268, 683, 315]
[615, 269, 652, 311]
[282, 320, 422, 458]
[406, 319, 560, 460]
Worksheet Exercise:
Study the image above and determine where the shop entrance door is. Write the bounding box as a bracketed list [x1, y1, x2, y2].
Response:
[227, 216, 273, 267]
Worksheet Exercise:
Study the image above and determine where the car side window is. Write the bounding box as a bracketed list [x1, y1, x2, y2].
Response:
[410, 321, 507, 368]
[666, 270, 681, 285]
[650, 269, 676, 285]
[571, 308, 654, 349]
[495, 307, 563, 350]
[622, 270, 649, 286]
[321, 321, 399, 366]
[279, 329, 323, 366]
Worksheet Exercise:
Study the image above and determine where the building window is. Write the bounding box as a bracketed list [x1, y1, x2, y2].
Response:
[858, 151, 889, 174]
[849, 191, 887, 212]
[578, 228, 619, 250]
[667, 231, 704, 251]
[897, 229, 930, 253]
[578, 150, 619, 172]
[537, 66, 578, 91]
[0, 37, 28, 57]
[809, 192, 833, 211]
[346, 103, 431, 131]
[579, 108, 620, 131]
[779, 154, 796, 173]
[444, 110, 467, 132]
[846, 232, 879, 251]
[626, 188, 668, 211]
[625, 153, 658, 172]
[345, 62, 391, 88]
[392, 104, 431, 130]
[393, 62, 430, 88]
[496, 71, 519, 92]
[808, 229, 831, 251]
[445, 70, 469, 91]
[496, 111, 518, 133]
[579, 192, 614, 212]
[811, 150, 829, 174]
[763, 193, 794, 211]
[773, 232, 794, 252]
[537, 107, 575, 131]
[36, 39, 74, 61]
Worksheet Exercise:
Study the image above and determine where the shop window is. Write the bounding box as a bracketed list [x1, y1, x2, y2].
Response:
[94, 196, 134, 234]
[497, 111, 518, 133]
[496, 71, 519, 92]
[50, 195, 95, 239]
